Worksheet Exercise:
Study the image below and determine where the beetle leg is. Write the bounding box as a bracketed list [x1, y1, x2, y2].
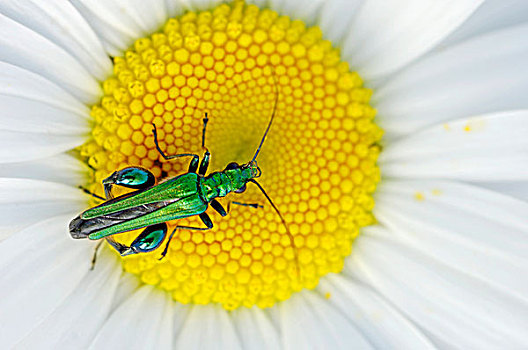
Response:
[104, 236, 129, 255]
[211, 199, 227, 216]
[201, 112, 209, 149]
[152, 123, 200, 173]
[226, 201, 263, 213]
[159, 212, 214, 260]
[79, 186, 106, 202]
[102, 167, 155, 199]
[198, 150, 210, 175]
[198, 113, 211, 176]
[90, 240, 104, 270]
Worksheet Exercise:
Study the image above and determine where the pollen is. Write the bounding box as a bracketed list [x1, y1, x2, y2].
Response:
[79, 1, 382, 310]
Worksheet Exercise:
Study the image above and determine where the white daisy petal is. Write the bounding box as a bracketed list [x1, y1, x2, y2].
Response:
[319, 276, 435, 349]
[231, 307, 281, 350]
[0, 61, 89, 118]
[350, 232, 528, 348]
[0, 130, 84, 164]
[0, 0, 112, 80]
[180, 0, 225, 12]
[171, 303, 190, 340]
[377, 24, 528, 139]
[278, 292, 373, 349]
[164, 0, 184, 18]
[268, 0, 325, 26]
[89, 285, 174, 350]
[175, 305, 242, 349]
[104, 0, 167, 35]
[0, 13, 102, 104]
[379, 110, 528, 181]
[317, 0, 362, 44]
[0, 153, 88, 186]
[0, 94, 87, 134]
[68, 1, 141, 56]
[15, 251, 121, 349]
[245, 0, 267, 9]
[0, 178, 86, 240]
[373, 180, 528, 300]
[108, 270, 142, 313]
[439, 0, 528, 48]
[477, 181, 528, 203]
[70, 0, 167, 56]
[341, 0, 482, 80]
[0, 215, 93, 348]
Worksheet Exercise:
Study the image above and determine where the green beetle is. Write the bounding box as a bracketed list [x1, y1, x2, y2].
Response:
[70, 93, 295, 264]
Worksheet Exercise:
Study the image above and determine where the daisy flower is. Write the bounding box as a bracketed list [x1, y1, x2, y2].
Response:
[0, 0, 527, 348]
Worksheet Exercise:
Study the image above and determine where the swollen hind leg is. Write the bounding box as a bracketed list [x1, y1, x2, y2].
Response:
[102, 167, 155, 199]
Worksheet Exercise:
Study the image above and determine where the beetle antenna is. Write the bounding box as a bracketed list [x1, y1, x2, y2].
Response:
[249, 179, 300, 277]
[250, 73, 279, 163]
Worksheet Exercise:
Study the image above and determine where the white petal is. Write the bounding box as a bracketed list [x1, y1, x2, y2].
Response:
[0, 153, 88, 186]
[379, 110, 528, 181]
[341, 0, 482, 80]
[108, 271, 142, 313]
[439, 0, 528, 48]
[278, 292, 373, 349]
[0, 94, 87, 134]
[477, 181, 528, 203]
[0, 0, 112, 80]
[164, 0, 187, 17]
[15, 251, 121, 349]
[231, 307, 281, 350]
[89, 285, 174, 350]
[68, 0, 134, 56]
[317, 0, 363, 44]
[180, 0, 225, 12]
[319, 276, 435, 349]
[377, 24, 528, 139]
[0, 61, 89, 118]
[245, 0, 268, 9]
[350, 232, 528, 348]
[103, 0, 167, 34]
[0, 178, 86, 240]
[0, 13, 101, 104]
[0, 130, 84, 164]
[70, 0, 167, 56]
[174, 305, 242, 349]
[373, 180, 528, 301]
[0, 215, 94, 348]
[171, 303, 190, 339]
[268, 0, 325, 26]
[0, 50, 87, 164]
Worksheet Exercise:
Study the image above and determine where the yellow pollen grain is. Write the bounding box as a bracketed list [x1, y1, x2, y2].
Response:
[432, 189, 442, 196]
[414, 192, 425, 201]
[79, 1, 381, 310]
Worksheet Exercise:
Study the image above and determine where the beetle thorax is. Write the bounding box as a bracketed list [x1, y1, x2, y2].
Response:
[201, 168, 252, 202]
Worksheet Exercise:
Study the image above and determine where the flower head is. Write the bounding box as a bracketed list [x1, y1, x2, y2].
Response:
[0, 0, 527, 348]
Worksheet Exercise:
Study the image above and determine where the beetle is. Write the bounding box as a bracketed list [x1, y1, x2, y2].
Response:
[69, 90, 297, 267]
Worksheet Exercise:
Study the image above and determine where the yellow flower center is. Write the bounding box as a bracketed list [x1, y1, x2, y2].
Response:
[79, 1, 382, 310]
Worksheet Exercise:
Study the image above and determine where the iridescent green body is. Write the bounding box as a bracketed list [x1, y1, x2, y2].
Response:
[73, 165, 259, 240]
[201, 167, 256, 199]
